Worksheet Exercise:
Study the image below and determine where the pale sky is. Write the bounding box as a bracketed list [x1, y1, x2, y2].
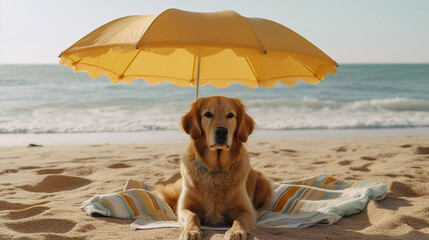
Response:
[0, 0, 428, 64]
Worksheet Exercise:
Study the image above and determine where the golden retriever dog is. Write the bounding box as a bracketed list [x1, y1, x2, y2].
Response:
[156, 96, 273, 240]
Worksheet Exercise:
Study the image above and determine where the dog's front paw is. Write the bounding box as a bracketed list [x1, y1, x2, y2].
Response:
[180, 229, 202, 240]
[225, 228, 246, 240]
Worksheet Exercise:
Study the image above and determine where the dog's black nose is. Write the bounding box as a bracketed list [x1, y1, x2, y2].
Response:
[215, 127, 228, 138]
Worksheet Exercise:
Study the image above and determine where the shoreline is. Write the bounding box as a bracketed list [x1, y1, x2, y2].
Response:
[1, 127, 429, 147]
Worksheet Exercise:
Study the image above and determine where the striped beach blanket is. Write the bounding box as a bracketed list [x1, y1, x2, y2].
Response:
[81, 174, 386, 229]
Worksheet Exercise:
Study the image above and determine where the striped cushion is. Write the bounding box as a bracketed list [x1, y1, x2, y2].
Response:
[81, 174, 386, 229]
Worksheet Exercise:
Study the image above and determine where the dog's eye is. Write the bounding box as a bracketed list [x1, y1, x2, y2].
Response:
[227, 113, 234, 119]
[204, 112, 213, 118]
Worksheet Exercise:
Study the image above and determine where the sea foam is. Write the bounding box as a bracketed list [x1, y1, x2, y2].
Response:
[1, 98, 428, 133]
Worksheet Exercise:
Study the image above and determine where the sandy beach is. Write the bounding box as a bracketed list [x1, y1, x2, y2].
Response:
[1, 136, 428, 239]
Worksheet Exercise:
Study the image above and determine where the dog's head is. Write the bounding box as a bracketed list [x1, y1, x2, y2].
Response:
[181, 96, 254, 151]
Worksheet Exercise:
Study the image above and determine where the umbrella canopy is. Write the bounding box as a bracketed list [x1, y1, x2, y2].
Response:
[59, 8, 337, 92]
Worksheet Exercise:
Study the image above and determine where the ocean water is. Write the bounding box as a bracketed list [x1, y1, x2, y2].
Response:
[0, 64, 429, 136]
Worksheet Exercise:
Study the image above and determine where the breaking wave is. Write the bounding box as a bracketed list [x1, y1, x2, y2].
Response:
[1, 98, 429, 133]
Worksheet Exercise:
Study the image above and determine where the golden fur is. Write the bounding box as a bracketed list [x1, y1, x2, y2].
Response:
[156, 96, 273, 240]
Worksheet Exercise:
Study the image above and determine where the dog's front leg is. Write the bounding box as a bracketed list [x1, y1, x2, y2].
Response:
[225, 206, 256, 240]
[178, 207, 202, 240]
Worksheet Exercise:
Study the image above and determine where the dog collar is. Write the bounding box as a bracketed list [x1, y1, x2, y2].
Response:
[194, 157, 223, 174]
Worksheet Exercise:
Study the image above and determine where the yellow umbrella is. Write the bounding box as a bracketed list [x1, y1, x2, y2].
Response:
[59, 8, 337, 98]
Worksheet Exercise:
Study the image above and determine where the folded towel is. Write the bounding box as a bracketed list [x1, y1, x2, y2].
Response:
[81, 174, 386, 229]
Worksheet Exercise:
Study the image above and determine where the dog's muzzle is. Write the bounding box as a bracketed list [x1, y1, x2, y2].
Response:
[214, 127, 228, 145]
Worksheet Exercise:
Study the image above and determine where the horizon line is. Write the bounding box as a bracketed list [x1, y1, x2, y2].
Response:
[1, 62, 428, 66]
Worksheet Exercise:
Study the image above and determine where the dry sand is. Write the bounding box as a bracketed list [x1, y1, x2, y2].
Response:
[1, 136, 428, 239]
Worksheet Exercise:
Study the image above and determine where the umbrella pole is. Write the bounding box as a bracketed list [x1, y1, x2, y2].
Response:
[195, 57, 201, 100]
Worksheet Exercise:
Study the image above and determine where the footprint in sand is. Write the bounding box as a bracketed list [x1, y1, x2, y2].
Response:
[332, 146, 347, 152]
[0, 169, 18, 174]
[390, 181, 425, 197]
[398, 216, 429, 230]
[414, 146, 429, 155]
[280, 149, 297, 153]
[0, 200, 49, 211]
[106, 163, 132, 169]
[338, 160, 352, 166]
[18, 175, 91, 193]
[385, 173, 399, 178]
[5, 219, 77, 234]
[4, 206, 50, 220]
[312, 161, 327, 165]
[371, 212, 429, 231]
[36, 168, 65, 175]
[384, 215, 429, 230]
[0, 156, 20, 160]
[349, 163, 373, 172]
[76, 223, 96, 233]
[383, 173, 414, 179]
[360, 156, 377, 161]
[19, 166, 41, 170]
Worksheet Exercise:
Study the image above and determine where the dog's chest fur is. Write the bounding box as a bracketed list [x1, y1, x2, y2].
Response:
[184, 157, 250, 226]
[200, 186, 230, 225]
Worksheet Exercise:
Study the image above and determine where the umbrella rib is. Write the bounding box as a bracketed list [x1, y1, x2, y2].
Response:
[244, 57, 260, 85]
[242, 17, 267, 54]
[74, 62, 123, 77]
[118, 50, 141, 79]
[302, 64, 319, 81]
[136, 9, 171, 47]
[73, 58, 83, 66]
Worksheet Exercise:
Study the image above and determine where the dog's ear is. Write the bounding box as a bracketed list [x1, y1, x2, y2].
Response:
[235, 99, 255, 143]
[181, 100, 202, 140]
